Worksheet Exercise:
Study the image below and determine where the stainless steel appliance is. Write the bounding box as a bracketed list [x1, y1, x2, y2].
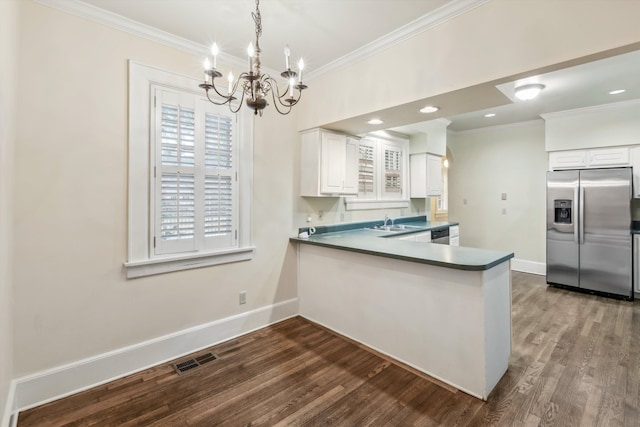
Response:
[431, 227, 449, 245]
[546, 167, 633, 299]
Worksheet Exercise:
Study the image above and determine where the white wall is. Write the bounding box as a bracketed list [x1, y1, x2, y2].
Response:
[13, 1, 298, 377]
[448, 121, 547, 263]
[544, 100, 640, 151]
[298, 0, 640, 131]
[0, 0, 17, 422]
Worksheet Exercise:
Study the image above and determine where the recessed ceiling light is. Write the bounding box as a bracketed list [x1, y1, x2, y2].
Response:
[514, 83, 545, 101]
[419, 106, 439, 114]
[484, 113, 496, 118]
[609, 89, 626, 95]
[367, 119, 384, 125]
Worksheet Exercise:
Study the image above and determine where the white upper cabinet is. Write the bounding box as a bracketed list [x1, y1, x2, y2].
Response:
[410, 153, 442, 198]
[549, 147, 630, 170]
[548, 150, 587, 169]
[300, 128, 359, 197]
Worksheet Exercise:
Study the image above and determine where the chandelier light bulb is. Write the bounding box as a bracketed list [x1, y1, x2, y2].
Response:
[298, 58, 305, 82]
[284, 45, 291, 69]
[211, 43, 219, 68]
[247, 42, 255, 71]
[227, 72, 234, 95]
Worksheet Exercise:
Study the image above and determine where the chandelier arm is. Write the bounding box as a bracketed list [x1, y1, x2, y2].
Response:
[264, 76, 301, 106]
[203, 89, 231, 106]
[208, 81, 234, 102]
[266, 89, 294, 115]
[228, 99, 243, 114]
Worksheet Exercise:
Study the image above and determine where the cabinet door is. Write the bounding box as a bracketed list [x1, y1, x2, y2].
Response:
[343, 138, 359, 195]
[635, 235, 640, 293]
[410, 154, 426, 198]
[549, 150, 587, 170]
[426, 154, 442, 196]
[632, 147, 640, 199]
[450, 236, 460, 246]
[410, 153, 442, 197]
[320, 132, 346, 194]
[414, 231, 432, 243]
[587, 147, 630, 167]
[397, 234, 416, 241]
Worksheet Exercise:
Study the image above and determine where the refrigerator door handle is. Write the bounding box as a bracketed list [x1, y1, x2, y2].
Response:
[579, 186, 585, 244]
[574, 186, 579, 243]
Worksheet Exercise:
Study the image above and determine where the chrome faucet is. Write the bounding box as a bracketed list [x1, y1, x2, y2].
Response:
[383, 215, 392, 227]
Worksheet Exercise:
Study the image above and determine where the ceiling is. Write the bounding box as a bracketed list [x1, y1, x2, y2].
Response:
[71, 0, 640, 134]
[77, 0, 452, 74]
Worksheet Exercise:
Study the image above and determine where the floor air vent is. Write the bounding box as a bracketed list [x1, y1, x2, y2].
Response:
[172, 352, 218, 375]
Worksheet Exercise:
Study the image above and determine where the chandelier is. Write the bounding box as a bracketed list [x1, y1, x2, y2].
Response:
[199, 0, 308, 116]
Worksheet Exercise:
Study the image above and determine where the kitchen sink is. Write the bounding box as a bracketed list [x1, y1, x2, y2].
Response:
[370, 224, 424, 232]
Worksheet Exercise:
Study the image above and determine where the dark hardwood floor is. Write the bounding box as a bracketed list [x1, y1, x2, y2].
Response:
[18, 272, 640, 426]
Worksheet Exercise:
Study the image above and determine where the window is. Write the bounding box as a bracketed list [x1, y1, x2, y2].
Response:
[347, 135, 409, 210]
[125, 62, 254, 278]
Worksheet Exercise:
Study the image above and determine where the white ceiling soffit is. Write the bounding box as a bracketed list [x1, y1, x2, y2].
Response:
[33, 0, 489, 81]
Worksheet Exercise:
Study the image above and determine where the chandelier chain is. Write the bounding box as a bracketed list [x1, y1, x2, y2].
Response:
[252, 0, 262, 52]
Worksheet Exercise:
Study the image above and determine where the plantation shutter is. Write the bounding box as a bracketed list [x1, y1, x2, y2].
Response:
[203, 109, 236, 250]
[153, 88, 237, 255]
[358, 142, 375, 198]
[382, 142, 403, 199]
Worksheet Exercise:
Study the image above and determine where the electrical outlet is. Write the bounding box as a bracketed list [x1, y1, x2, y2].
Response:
[501, 193, 507, 201]
[340, 213, 345, 222]
[463, 198, 468, 205]
[502, 208, 507, 215]
[239, 291, 247, 305]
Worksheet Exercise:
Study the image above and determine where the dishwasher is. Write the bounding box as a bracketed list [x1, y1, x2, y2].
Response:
[431, 227, 449, 245]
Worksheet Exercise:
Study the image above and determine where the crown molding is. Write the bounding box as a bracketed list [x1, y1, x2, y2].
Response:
[449, 119, 544, 135]
[32, 0, 248, 72]
[34, 0, 490, 82]
[540, 98, 640, 120]
[306, 0, 492, 81]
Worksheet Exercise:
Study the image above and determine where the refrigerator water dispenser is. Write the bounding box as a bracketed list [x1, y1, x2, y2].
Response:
[554, 199, 572, 224]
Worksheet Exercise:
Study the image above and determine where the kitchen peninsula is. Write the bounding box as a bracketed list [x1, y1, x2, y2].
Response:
[290, 216, 514, 400]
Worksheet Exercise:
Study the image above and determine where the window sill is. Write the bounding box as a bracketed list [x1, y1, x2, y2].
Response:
[124, 246, 255, 278]
[345, 198, 410, 211]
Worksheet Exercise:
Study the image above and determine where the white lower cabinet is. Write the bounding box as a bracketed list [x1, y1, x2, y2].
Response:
[395, 231, 431, 242]
[634, 235, 640, 293]
[450, 225, 459, 246]
[414, 231, 432, 242]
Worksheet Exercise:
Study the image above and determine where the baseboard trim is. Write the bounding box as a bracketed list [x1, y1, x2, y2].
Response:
[1, 380, 17, 427]
[14, 298, 299, 412]
[511, 258, 545, 276]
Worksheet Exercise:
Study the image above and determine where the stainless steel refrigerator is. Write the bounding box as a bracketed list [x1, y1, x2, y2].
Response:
[546, 167, 633, 299]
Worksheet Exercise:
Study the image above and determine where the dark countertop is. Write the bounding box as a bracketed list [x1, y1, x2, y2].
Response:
[632, 221, 640, 234]
[291, 216, 514, 271]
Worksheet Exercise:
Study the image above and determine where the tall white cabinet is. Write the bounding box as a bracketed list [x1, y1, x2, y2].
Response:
[410, 153, 442, 198]
[300, 128, 358, 197]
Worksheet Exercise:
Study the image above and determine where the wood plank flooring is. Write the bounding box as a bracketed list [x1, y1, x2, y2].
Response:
[18, 272, 640, 426]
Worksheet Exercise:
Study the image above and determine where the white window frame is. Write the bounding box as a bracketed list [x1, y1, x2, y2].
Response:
[346, 135, 410, 210]
[124, 61, 254, 278]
